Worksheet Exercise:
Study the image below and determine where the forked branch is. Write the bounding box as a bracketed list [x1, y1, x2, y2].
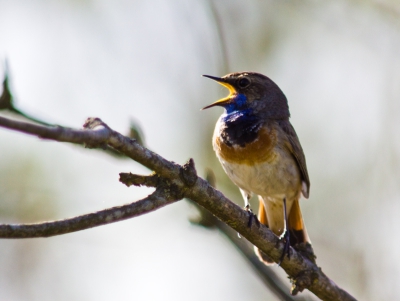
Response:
[0, 115, 356, 301]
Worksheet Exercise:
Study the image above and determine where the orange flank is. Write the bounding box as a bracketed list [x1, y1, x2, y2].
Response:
[214, 126, 277, 165]
[288, 199, 304, 231]
[257, 198, 268, 226]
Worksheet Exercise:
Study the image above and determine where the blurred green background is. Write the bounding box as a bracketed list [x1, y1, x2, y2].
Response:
[1, 0, 400, 300]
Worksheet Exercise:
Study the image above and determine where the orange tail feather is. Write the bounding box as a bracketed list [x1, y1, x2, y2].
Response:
[288, 199, 310, 245]
[254, 197, 274, 265]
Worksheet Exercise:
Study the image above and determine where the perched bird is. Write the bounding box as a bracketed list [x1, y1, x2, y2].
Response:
[203, 72, 311, 264]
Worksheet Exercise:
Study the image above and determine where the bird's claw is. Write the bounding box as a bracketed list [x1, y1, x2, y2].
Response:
[278, 230, 291, 266]
[244, 205, 260, 228]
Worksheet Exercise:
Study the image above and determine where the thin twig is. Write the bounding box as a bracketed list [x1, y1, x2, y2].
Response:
[0, 187, 179, 238]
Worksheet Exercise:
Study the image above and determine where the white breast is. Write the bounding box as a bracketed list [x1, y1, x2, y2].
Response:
[214, 147, 301, 202]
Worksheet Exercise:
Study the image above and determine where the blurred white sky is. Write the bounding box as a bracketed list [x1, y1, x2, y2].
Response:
[0, 0, 400, 300]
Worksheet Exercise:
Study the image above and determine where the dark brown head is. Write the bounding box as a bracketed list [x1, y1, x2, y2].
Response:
[203, 72, 290, 119]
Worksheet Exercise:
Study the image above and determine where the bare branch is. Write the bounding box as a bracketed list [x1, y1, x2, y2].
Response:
[0, 115, 357, 301]
[0, 116, 180, 178]
[0, 187, 179, 238]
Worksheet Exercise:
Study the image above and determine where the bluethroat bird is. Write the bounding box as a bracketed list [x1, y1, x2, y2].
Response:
[203, 72, 311, 265]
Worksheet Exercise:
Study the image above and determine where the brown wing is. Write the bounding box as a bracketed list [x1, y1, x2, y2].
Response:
[278, 119, 310, 198]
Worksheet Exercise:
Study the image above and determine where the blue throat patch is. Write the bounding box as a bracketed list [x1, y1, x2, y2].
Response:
[222, 109, 255, 124]
[220, 94, 262, 147]
[222, 93, 254, 123]
[224, 93, 247, 114]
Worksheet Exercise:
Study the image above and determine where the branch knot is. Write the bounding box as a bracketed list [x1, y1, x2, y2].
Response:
[290, 268, 319, 295]
[180, 158, 197, 187]
[82, 117, 111, 149]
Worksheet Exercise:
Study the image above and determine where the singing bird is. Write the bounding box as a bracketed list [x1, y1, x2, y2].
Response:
[203, 72, 311, 264]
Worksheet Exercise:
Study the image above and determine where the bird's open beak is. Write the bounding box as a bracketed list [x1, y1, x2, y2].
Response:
[202, 75, 236, 110]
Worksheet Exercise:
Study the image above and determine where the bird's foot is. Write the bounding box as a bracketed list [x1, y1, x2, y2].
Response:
[278, 229, 291, 266]
[244, 204, 260, 228]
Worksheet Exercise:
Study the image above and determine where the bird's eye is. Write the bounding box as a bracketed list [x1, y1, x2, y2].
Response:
[237, 77, 250, 88]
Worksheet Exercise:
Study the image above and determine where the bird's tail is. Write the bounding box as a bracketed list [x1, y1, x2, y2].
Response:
[287, 198, 310, 245]
[254, 197, 310, 265]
